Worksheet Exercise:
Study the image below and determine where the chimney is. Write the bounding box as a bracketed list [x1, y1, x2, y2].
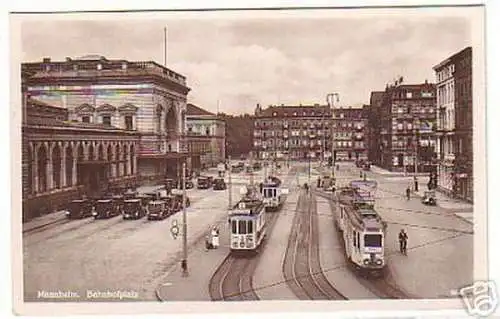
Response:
[42, 57, 51, 63]
[425, 79, 428, 84]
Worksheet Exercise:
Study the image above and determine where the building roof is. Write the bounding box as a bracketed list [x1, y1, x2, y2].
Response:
[256, 104, 331, 118]
[186, 103, 215, 116]
[370, 91, 385, 105]
[25, 98, 137, 133]
[433, 46, 472, 70]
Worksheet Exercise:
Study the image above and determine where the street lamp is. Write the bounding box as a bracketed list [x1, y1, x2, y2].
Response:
[181, 162, 188, 276]
[326, 93, 340, 178]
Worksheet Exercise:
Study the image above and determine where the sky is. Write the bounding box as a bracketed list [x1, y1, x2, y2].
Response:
[19, 8, 474, 115]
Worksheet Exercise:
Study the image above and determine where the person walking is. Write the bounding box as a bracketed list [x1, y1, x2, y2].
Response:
[398, 229, 408, 254]
[406, 186, 411, 200]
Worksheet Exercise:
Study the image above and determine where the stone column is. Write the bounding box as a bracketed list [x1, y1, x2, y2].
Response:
[72, 157, 77, 186]
[61, 147, 67, 188]
[47, 150, 53, 191]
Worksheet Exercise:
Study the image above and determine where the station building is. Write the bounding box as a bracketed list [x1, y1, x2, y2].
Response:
[22, 97, 140, 221]
[22, 55, 191, 185]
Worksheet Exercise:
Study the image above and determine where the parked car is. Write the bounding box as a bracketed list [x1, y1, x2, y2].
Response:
[170, 190, 191, 210]
[65, 199, 94, 219]
[197, 176, 212, 189]
[213, 178, 227, 190]
[93, 198, 121, 219]
[122, 199, 147, 220]
[147, 200, 169, 220]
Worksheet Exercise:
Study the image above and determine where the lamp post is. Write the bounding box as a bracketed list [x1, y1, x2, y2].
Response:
[326, 93, 340, 178]
[181, 162, 188, 276]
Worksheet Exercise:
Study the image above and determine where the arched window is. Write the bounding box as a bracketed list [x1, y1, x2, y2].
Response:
[52, 144, 62, 189]
[26, 146, 33, 194]
[107, 144, 113, 178]
[88, 144, 95, 161]
[77, 144, 84, 184]
[124, 144, 129, 176]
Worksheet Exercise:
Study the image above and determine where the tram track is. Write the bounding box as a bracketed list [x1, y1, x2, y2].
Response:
[315, 190, 411, 299]
[283, 190, 348, 300]
[208, 167, 296, 301]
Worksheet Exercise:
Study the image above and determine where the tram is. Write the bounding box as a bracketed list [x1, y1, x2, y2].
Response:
[228, 185, 267, 253]
[260, 176, 288, 211]
[334, 180, 387, 275]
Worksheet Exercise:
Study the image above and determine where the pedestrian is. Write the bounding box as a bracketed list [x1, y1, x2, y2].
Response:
[211, 227, 220, 249]
[317, 177, 321, 188]
[398, 229, 408, 254]
[360, 170, 363, 178]
[363, 173, 367, 181]
[414, 176, 419, 192]
[406, 186, 411, 200]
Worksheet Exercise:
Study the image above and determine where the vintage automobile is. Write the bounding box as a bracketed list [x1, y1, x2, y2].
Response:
[65, 199, 94, 219]
[421, 190, 437, 206]
[123, 189, 138, 200]
[213, 177, 227, 190]
[147, 200, 169, 220]
[93, 198, 120, 219]
[197, 176, 212, 189]
[122, 198, 147, 220]
[170, 189, 191, 209]
[137, 193, 154, 207]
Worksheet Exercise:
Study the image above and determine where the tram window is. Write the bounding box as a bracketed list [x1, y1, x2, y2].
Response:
[238, 220, 247, 234]
[248, 221, 253, 233]
[353, 231, 356, 247]
[273, 189, 277, 197]
[231, 220, 237, 234]
[357, 233, 361, 249]
[364, 234, 382, 247]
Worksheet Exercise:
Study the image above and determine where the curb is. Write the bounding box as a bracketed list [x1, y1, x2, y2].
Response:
[412, 190, 473, 225]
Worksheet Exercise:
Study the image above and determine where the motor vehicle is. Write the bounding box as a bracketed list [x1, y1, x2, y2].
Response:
[197, 176, 212, 189]
[93, 199, 120, 219]
[170, 190, 191, 210]
[65, 199, 94, 219]
[122, 199, 147, 219]
[147, 200, 169, 220]
[231, 165, 243, 173]
[123, 189, 138, 200]
[213, 178, 227, 190]
[137, 193, 154, 207]
[421, 190, 437, 206]
[253, 162, 262, 171]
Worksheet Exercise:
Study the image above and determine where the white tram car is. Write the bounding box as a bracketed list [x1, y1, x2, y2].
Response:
[228, 186, 267, 253]
[260, 176, 288, 211]
[334, 180, 387, 274]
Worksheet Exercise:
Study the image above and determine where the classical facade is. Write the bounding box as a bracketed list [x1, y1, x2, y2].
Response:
[375, 81, 437, 172]
[22, 98, 140, 221]
[253, 104, 332, 160]
[331, 105, 369, 162]
[185, 103, 226, 169]
[22, 55, 191, 184]
[433, 47, 473, 202]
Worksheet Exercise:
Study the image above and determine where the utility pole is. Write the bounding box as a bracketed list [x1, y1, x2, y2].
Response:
[181, 162, 188, 276]
[327, 93, 340, 179]
[414, 128, 418, 176]
[228, 155, 232, 209]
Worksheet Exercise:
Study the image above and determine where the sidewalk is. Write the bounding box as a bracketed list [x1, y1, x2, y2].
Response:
[413, 182, 473, 224]
[156, 219, 229, 301]
[23, 210, 68, 233]
[371, 165, 428, 177]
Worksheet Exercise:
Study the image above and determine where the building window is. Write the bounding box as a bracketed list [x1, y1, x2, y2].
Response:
[125, 115, 133, 130]
[206, 128, 210, 135]
[82, 116, 90, 123]
[97, 63, 102, 70]
[102, 116, 111, 126]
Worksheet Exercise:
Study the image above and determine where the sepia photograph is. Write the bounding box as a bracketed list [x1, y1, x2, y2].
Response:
[9, 3, 492, 317]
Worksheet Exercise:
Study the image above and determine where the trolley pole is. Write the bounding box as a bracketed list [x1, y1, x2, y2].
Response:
[414, 129, 418, 176]
[228, 155, 232, 209]
[181, 162, 188, 276]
